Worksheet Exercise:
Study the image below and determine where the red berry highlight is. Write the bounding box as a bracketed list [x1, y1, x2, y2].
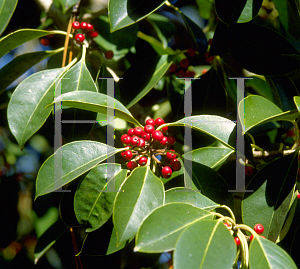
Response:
[152, 130, 164, 142]
[146, 118, 155, 126]
[75, 33, 85, 44]
[80, 22, 88, 30]
[162, 166, 172, 179]
[234, 237, 240, 246]
[72, 21, 80, 29]
[254, 224, 264, 234]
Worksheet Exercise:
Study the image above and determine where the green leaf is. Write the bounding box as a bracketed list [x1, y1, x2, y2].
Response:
[215, 0, 247, 25]
[7, 68, 66, 148]
[196, 0, 213, 19]
[135, 203, 213, 253]
[237, 0, 263, 23]
[293, 96, 300, 112]
[182, 147, 234, 169]
[113, 166, 165, 245]
[52, 90, 142, 127]
[58, 0, 78, 10]
[108, 0, 167, 32]
[34, 218, 67, 264]
[118, 55, 174, 109]
[239, 95, 299, 134]
[158, 115, 236, 150]
[249, 236, 297, 269]
[0, 0, 18, 36]
[0, 48, 64, 94]
[165, 187, 219, 210]
[242, 152, 298, 242]
[74, 164, 127, 232]
[0, 29, 67, 59]
[107, 227, 130, 255]
[35, 141, 122, 199]
[173, 219, 236, 269]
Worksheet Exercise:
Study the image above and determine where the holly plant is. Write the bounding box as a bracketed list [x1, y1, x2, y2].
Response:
[1, 0, 300, 268]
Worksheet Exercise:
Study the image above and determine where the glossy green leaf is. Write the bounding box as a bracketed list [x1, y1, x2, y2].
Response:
[106, 227, 130, 255]
[196, 0, 213, 19]
[0, 0, 18, 35]
[34, 218, 67, 264]
[108, 0, 167, 32]
[174, 219, 236, 269]
[157, 115, 236, 150]
[239, 95, 299, 134]
[249, 236, 297, 269]
[237, 0, 263, 23]
[7, 68, 66, 148]
[242, 152, 298, 242]
[119, 55, 174, 109]
[113, 166, 165, 245]
[74, 164, 127, 232]
[165, 187, 218, 210]
[135, 203, 212, 253]
[0, 48, 64, 94]
[35, 141, 122, 199]
[293, 96, 300, 113]
[182, 147, 234, 169]
[53, 91, 142, 127]
[215, 0, 247, 25]
[58, 0, 78, 9]
[0, 29, 67, 59]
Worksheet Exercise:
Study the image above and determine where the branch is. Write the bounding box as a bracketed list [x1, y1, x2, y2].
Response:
[253, 149, 295, 158]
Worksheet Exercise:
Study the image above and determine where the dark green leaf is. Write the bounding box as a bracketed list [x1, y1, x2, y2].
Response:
[196, 0, 213, 19]
[108, 0, 167, 32]
[35, 141, 123, 199]
[0, 0, 18, 35]
[74, 164, 127, 232]
[238, 0, 264, 23]
[215, 0, 247, 25]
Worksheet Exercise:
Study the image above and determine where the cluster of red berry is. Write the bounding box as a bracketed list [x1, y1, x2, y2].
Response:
[120, 118, 181, 178]
[72, 21, 98, 44]
[169, 48, 197, 77]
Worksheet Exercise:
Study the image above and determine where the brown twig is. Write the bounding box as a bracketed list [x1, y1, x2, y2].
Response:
[70, 227, 83, 269]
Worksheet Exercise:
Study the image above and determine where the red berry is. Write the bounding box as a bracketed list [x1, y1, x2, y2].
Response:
[152, 130, 164, 142]
[169, 63, 177, 73]
[127, 161, 138, 170]
[128, 128, 135, 136]
[122, 150, 133, 160]
[206, 56, 215, 62]
[162, 166, 172, 179]
[245, 166, 253, 176]
[105, 50, 114, 60]
[134, 127, 143, 136]
[141, 132, 151, 141]
[171, 160, 181, 171]
[187, 48, 196, 57]
[250, 235, 254, 241]
[166, 151, 176, 160]
[260, 236, 266, 239]
[180, 58, 189, 69]
[254, 224, 264, 234]
[138, 156, 148, 166]
[88, 31, 98, 38]
[146, 118, 155, 126]
[167, 136, 176, 145]
[234, 237, 240, 246]
[121, 134, 131, 144]
[155, 118, 165, 126]
[137, 138, 145, 148]
[144, 125, 155, 134]
[184, 71, 195, 77]
[161, 126, 168, 133]
[40, 37, 50, 46]
[175, 70, 185, 77]
[297, 192, 300, 199]
[75, 33, 85, 44]
[160, 136, 169, 146]
[72, 21, 80, 29]
[224, 223, 230, 228]
[86, 23, 93, 31]
[201, 69, 208, 75]
[208, 39, 213, 45]
[131, 136, 140, 146]
[80, 22, 88, 30]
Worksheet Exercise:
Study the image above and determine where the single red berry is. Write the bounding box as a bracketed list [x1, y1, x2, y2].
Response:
[175, 70, 185, 77]
[245, 166, 253, 176]
[260, 236, 266, 239]
[72, 21, 80, 29]
[137, 138, 145, 148]
[184, 71, 195, 77]
[180, 58, 189, 69]
[144, 124, 155, 134]
[254, 224, 264, 234]
[88, 31, 98, 38]
[169, 63, 177, 73]
[131, 136, 140, 146]
[166, 151, 176, 160]
[134, 127, 143, 136]
[40, 37, 50, 46]
[208, 39, 213, 45]
[122, 150, 133, 160]
[224, 223, 230, 228]
[86, 23, 93, 31]
[234, 237, 240, 246]
[187, 48, 196, 57]
[162, 166, 173, 179]
[204, 51, 210, 58]
[161, 126, 168, 133]
[171, 160, 181, 171]
[250, 235, 254, 241]
[141, 132, 151, 141]
[155, 118, 165, 126]
[121, 134, 131, 144]
[160, 136, 169, 146]
[127, 161, 138, 170]
[105, 50, 114, 60]
[146, 118, 155, 126]
[297, 192, 300, 199]
[201, 69, 208, 75]
[286, 130, 295, 137]
[138, 156, 148, 166]
[167, 136, 176, 145]
[80, 22, 88, 30]
[206, 56, 215, 62]
[152, 130, 164, 142]
[75, 33, 85, 44]
[128, 128, 135, 136]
